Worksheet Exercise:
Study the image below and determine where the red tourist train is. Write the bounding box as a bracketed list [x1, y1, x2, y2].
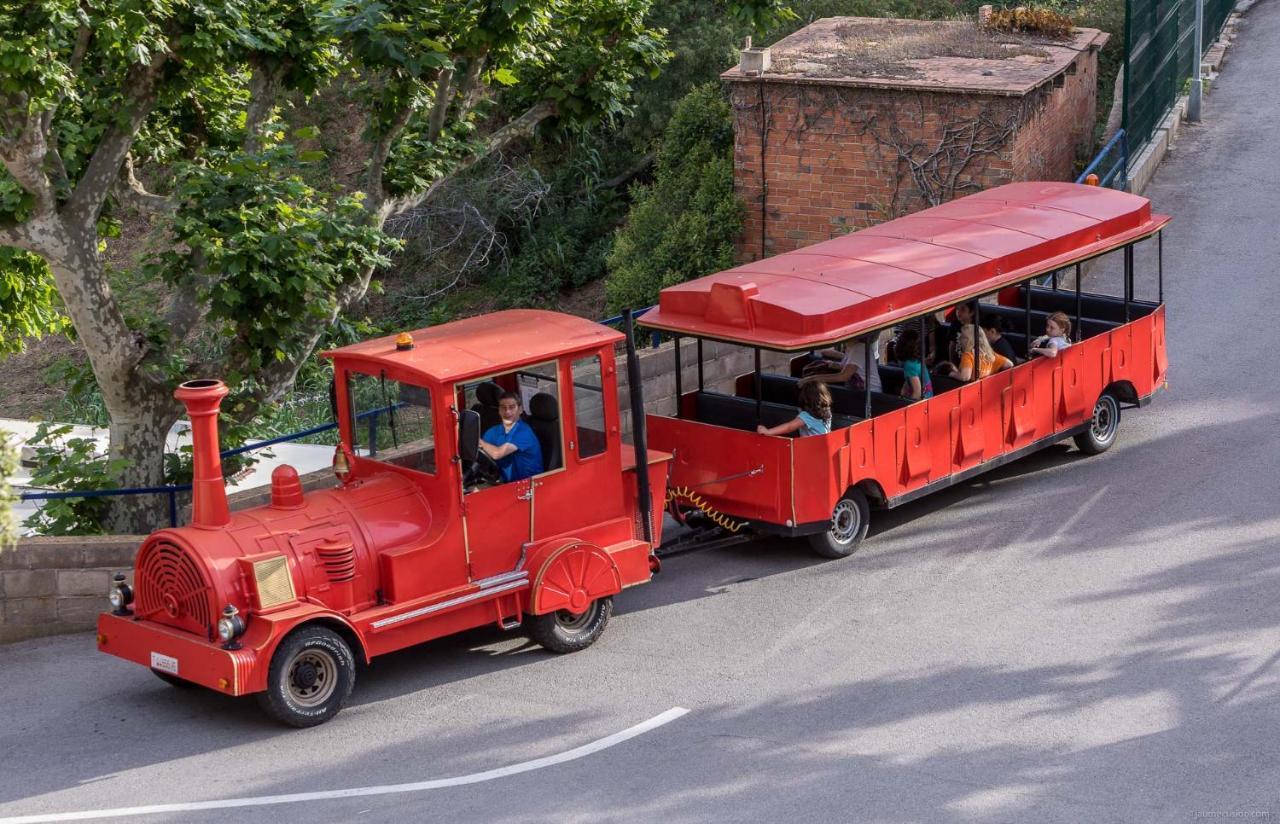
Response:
[97, 182, 1168, 725]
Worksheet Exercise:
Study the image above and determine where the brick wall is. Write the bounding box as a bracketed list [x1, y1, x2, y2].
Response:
[728, 47, 1101, 260]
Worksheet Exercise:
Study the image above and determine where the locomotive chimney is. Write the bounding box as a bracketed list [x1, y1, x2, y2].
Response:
[174, 379, 231, 529]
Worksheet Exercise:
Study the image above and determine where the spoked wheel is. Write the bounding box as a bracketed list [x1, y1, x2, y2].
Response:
[1074, 392, 1121, 455]
[257, 626, 356, 727]
[526, 597, 613, 654]
[807, 489, 870, 559]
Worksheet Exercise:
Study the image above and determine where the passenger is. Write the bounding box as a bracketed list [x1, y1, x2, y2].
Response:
[896, 330, 934, 401]
[757, 381, 832, 437]
[801, 336, 882, 393]
[982, 318, 1018, 362]
[1030, 311, 1072, 358]
[479, 391, 544, 482]
[931, 302, 973, 366]
[954, 324, 1013, 380]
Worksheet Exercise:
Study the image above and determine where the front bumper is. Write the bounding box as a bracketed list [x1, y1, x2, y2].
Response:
[97, 612, 261, 696]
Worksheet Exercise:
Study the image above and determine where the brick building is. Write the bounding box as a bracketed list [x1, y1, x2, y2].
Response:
[723, 17, 1109, 259]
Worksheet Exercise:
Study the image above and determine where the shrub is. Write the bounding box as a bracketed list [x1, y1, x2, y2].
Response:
[984, 5, 1075, 37]
[605, 84, 744, 314]
[0, 429, 17, 548]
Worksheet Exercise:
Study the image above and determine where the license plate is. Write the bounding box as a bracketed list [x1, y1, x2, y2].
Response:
[150, 652, 179, 675]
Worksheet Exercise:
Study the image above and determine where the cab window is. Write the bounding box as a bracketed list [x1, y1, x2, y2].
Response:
[571, 355, 607, 459]
[348, 371, 435, 474]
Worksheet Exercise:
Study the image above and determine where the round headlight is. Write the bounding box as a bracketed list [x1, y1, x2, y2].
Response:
[109, 588, 125, 609]
[217, 617, 235, 642]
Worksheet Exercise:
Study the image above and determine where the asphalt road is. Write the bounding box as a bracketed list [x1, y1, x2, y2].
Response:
[4, 7, 1280, 823]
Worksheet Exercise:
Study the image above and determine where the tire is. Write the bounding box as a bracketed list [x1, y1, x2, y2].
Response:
[807, 489, 871, 559]
[526, 597, 613, 654]
[256, 626, 356, 728]
[1074, 392, 1121, 455]
[151, 668, 196, 689]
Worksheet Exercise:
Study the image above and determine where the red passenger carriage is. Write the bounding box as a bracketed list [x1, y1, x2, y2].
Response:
[639, 182, 1169, 556]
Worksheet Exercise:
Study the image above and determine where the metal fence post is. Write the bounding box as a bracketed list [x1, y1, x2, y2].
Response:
[1189, 0, 1204, 121]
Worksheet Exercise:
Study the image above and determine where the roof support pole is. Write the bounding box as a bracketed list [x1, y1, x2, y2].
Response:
[1025, 279, 1033, 357]
[755, 347, 763, 422]
[1052, 268, 1059, 291]
[673, 336, 683, 418]
[697, 338, 705, 391]
[1158, 232, 1164, 304]
[919, 315, 927, 389]
[864, 334, 873, 419]
[972, 297, 981, 383]
[1075, 263, 1083, 343]
[1124, 244, 1134, 322]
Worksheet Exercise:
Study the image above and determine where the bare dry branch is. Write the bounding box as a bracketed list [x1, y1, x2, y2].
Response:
[112, 153, 176, 216]
[381, 98, 557, 222]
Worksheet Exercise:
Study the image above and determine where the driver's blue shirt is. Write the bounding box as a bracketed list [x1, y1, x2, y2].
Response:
[482, 419, 543, 482]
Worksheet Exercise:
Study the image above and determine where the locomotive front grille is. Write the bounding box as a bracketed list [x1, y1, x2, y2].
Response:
[252, 555, 297, 608]
[136, 540, 215, 637]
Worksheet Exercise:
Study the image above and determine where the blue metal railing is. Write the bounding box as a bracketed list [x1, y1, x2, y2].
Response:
[1076, 129, 1128, 190]
[599, 305, 660, 348]
[16, 302, 668, 532]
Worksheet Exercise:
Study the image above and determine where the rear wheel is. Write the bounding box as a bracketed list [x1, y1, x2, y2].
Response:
[808, 489, 871, 559]
[1074, 392, 1121, 455]
[527, 597, 613, 654]
[256, 626, 356, 728]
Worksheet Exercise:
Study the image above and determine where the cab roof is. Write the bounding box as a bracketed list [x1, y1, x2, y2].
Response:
[323, 309, 623, 383]
[638, 182, 1171, 350]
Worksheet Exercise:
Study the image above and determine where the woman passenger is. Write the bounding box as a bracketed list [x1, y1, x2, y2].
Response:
[954, 324, 1013, 380]
[896, 330, 933, 401]
[757, 381, 832, 437]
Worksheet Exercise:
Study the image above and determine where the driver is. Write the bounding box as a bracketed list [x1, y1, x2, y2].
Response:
[479, 392, 544, 482]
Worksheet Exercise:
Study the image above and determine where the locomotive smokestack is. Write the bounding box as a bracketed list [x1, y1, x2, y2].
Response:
[174, 379, 231, 529]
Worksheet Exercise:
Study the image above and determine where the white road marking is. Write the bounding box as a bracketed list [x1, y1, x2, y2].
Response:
[0, 707, 690, 824]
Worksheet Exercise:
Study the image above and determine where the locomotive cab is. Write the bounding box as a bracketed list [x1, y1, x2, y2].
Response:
[98, 310, 670, 726]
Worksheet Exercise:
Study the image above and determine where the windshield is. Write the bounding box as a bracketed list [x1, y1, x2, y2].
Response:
[348, 370, 435, 475]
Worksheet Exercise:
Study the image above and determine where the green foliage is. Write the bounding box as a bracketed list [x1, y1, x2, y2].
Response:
[0, 429, 16, 548]
[144, 143, 397, 383]
[606, 84, 742, 313]
[22, 423, 125, 536]
[0, 250, 69, 355]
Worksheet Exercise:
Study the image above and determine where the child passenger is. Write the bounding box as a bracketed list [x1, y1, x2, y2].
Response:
[895, 329, 933, 400]
[982, 318, 1017, 362]
[1030, 311, 1072, 358]
[954, 324, 1013, 380]
[757, 381, 832, 437]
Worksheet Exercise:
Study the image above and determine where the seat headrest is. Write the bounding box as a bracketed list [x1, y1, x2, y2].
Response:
[529, 392, 559, 421]
[475, 381, 502, 406]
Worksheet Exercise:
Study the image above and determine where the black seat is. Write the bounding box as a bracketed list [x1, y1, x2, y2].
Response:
[523, 392, 561, 472]
[471, 381, 502, 434]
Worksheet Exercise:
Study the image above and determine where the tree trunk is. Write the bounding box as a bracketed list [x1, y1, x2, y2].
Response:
[39, 218, 181, 533]
[106, 410, 178, 533]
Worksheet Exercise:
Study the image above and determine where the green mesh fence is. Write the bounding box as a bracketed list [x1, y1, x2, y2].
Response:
[1124, 0, 1235, 153]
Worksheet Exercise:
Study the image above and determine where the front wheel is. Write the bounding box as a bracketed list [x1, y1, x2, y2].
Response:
[808, 489, 871, 559]
[1074, 392, 1121, 455]
[526, 597, 613, 654]
[256, 626, 356, 728]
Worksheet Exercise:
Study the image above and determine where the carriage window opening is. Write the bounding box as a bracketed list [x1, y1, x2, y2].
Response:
[349, 372, 435, 474]
[572, 355, 607, 459]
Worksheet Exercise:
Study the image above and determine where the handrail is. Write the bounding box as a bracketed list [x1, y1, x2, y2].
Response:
[1076, 129, 1128, 190]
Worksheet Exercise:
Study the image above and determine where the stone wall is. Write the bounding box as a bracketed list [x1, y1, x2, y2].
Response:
[0, 536, 141, 644]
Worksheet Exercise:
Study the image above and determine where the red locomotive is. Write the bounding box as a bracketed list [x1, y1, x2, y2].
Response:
[97, 182, 1169, 725]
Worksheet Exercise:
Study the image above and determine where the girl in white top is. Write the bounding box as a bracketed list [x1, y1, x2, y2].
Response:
[801, 333, 883, 393]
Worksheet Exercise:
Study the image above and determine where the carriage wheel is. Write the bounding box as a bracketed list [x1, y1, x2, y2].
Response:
[1074, 392, 1121, 455]
[807, 489, 870, 559]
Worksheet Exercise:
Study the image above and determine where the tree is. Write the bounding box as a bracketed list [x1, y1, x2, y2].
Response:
[0, 0, 667, 531]
[606, 84, 743, 313]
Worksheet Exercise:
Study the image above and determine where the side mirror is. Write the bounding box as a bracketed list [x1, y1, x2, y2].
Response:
[458, 409, 480, 463]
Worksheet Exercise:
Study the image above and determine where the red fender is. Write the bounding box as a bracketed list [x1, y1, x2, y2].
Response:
[526, 539, 622, 616]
